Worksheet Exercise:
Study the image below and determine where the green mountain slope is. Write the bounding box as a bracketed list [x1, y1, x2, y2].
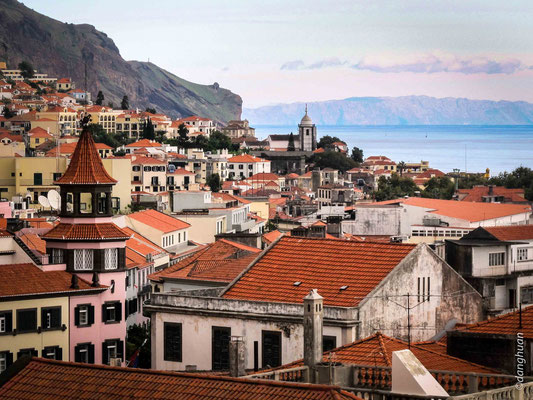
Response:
[0, 0, 241, 123]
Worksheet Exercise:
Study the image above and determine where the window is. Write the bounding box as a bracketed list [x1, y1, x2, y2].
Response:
[41, 307, 61, 330]
[164, 322, 182, 362]
[17, 348, 37, 359]
[104, 248, 118, 270]
[518, 248, 529, 262]
[74, 249, 94, 271]
[75, 304, 94, 327]
[74, 343, 94, 364]
[0, 351, 12, 372]
[103, 339, 124, 365]
[323, 336, 337, 352]
[42, 346, 62, 360]
[50, 248, 63, 264]
[102, 302, 121, 324]
[33, 173, 42, 185]
[489, 252, 505, 266]
[17, 309, 37, 332]
[212, 327, 231, 371]
[0, 311, 12, 333]
[262, 330, 281, 368]
[417, 277, 430, 302]
[521, 286, 533, 305]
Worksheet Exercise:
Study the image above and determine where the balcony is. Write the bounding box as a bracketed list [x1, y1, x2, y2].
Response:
[138, 284, 151, 296]
[232, 219, 256, 232]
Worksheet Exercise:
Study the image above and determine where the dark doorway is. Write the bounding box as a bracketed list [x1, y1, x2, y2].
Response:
[262, 330, 281, 368]
[212, 326, 231, 371]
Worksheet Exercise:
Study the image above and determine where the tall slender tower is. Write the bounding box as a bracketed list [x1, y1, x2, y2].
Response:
[298, 105, 317, 151]
[303, 289, 323, 371]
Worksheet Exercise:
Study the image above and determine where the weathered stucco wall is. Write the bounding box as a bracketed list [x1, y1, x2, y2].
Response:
[358, 244, 483, 342]
[342, 206, 401, 236]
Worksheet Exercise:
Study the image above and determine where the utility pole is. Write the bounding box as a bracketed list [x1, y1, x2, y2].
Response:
[407, 293, 411, 348]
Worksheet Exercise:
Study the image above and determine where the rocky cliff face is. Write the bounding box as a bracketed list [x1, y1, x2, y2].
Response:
[0, 0, 241, 124]
[243, 96, 533, 125]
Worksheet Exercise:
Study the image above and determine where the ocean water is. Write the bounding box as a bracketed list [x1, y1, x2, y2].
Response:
[254, 125, 533, 175]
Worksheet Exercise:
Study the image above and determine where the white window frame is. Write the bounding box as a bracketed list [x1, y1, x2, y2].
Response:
[45, 347, 56, 359]
[0, 352, 6, 372]
[0, 316, 4, 333]
[78, 345, 88, 363]
[104, 248, 118, 270]
[106, 305, 116, 322]
[489, 252, 505, 266]
[79, 306, 88, 326]
[518, 248, 529, 262]
[107, 342, 117, 360]
[74, 249, 94, 271]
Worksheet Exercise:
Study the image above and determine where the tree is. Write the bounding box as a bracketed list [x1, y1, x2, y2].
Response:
[310, 150, 357, 172]
[350, 146, 364, 163]
[317, 135, 342, 149]
[141, 118, 155, 140]
[89, 124, 120, 148]
[126, 324, 151, 369]
[176, 123, 190, 148]
[18, 61, 35, 79]
[489, 166, 533, 201]
[206, 173, 221, 192]
[120, 95, 129, 110]
[2, 105, 15, 119]
[95, 91, 104, 106]
[206, 130, 232, 152]
[397, 161, 407, 177]
[145, 107, 156, 114]
[194, 134, 209, 150]
[422, 176, 455, 199]
[287, 132, 296, 151]
[155, 130, 166, 143]
[374, 174, 419, 201]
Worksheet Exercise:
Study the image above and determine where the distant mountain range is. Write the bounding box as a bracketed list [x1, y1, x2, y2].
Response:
[0, 0, 242, 124]
[243, 96, 533, 125]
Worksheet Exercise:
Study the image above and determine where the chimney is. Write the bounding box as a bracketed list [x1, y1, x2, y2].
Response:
[91, 272, 99, 287]
[303, 289, 323, 372]
[169, 188, 174, 212]
[229, 336, 246, 377]
[70, 274, 79, 289]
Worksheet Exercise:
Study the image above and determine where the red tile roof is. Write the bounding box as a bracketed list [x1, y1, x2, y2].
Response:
[457, 305, 533, 339]
[271, 333, 497, 374]
[246, 172, 280, 182]
[128, 209, 190, 233]
[223, 236, 417, 307]
[481, 225, 533, 241]
[375, 197, 531, 223]
[28, 127, 53, 138]
[262, 229, 284, 245]
[0, 264, 106, 297]
[457, 186, 526, 203]
[150, 239, 260, 283]
[131, 155, 166, 165]
[54, 127, 117, 185]
[124, 227, 168, 269]
[125, 139, 162, 148]
[167, 167, 195, 175]
[18, 233, 46, 255]
[42, 223, 130, 240]
[0, 357, 361, 400]
[228, 154, 266, 163]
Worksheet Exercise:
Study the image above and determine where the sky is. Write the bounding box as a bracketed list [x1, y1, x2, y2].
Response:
[22, 0, 533, 108]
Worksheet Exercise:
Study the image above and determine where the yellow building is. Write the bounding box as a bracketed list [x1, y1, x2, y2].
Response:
[115, 112, 143, 138]
[0, 156, 131, 212]
[0, 263, 109, 372]
[86, 106, 118, 135]
[37, 106, 78, 136]
[27, 127, 54, 149]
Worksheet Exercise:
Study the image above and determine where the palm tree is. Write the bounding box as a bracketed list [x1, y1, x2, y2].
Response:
[397, 161, 407, 177]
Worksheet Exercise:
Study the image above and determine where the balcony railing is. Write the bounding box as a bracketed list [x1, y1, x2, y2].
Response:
[246, 364, 521, 398]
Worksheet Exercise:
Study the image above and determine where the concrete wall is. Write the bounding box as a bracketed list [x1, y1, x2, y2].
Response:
[471, 245, 507, 277]
[342, 206, 402, 236]
[358, 244, 483, 342]
[176, 214, 226, 244]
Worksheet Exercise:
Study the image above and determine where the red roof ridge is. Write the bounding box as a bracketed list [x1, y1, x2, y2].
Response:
[54, 126, 117, 185]
[217, 238, 262, 253]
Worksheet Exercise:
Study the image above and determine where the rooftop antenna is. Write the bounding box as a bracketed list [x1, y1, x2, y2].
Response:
[305, 103, 308, 115]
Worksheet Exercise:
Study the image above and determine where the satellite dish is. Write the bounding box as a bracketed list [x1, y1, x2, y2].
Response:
[47, 190, 61, 210]
[24, 192, 32, 198]
[38, 195, 51, 209]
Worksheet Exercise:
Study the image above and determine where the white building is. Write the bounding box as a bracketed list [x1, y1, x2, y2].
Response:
[227, 154, 270, 179]
[145, 236, 482, 371]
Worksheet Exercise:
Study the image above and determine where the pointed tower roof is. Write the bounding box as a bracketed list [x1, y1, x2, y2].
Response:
[54, 126, 117, 185]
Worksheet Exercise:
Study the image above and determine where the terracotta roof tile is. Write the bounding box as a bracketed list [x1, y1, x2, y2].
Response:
[271, 333, 497, 374]
[125, 139, 162, 148]
[374, 197, 531, 223]
[458, 305, 533, 339]
[228, 154, 266, 163]
[223, 236, 416, 307]
[18, 233, 46, 255]
[54, 127, 117, 185]
[131, 155, 166, 165]
[150, 239, 260, 283]
[0, 264, 106, 297]
[457, 186, 526, 203]
[262, 229, 284, 245]
[43, 223, 130, 240]
[0, 358, 361, 400]
[482, 225, 533, 241]
[128, 209, 190, 233]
